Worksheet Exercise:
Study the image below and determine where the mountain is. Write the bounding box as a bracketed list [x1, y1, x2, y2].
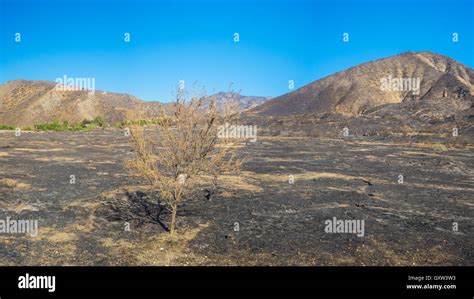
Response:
[0, 80, 164, 126]
[2, 52, 472, 127]
[0, 81, 271, 126]
[251, 51, 474, 119]
[209, 92, 271, 110]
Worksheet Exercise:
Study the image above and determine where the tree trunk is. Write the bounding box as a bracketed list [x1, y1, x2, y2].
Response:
[169, 203, 178, 235]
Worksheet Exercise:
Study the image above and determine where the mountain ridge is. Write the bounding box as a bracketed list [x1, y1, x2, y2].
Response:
[0, 80, 270, 126]
[1, 51, 473, 126]
[250, 51, 474, 118]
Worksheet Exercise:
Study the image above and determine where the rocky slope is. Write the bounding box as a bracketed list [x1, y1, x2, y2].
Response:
[251, 51, 474, 119]
[0, 81, 271, 126]
[0, 80, 163, 126]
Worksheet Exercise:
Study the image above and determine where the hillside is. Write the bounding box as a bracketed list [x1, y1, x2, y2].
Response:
[0, 80, 163, 126]
[251, 51, 474, 119]
[0, 81, 271, 126]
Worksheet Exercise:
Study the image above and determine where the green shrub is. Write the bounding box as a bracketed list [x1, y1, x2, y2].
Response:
[80, 117, 107, 129]
[83, 123, 97, 131]
[81, 119, 91, 127]
[35, 122, 59, 131]
[92, 116, 106, 127]
[34, 122, 70, 132]
[71, 124, 85, 131]
[0, 124, 15, 130]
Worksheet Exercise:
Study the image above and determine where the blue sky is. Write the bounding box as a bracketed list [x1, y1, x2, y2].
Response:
[0, 0, 473, 101]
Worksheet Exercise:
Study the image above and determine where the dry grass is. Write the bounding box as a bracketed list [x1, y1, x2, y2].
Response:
[39, 227, 78, 243]
[242, 170, 388, 185]
[444, 136, 471, 149]
[100, 223, 209, 265]
[0, 178, 31, 189]
[0, 203, 38, 213]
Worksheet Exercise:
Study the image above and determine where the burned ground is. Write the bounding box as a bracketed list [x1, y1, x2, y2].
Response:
[0, 129, 472, 265]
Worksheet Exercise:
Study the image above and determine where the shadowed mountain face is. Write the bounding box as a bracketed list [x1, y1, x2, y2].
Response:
[0, 80, 164, 126]
[209, 92, 271, 110]
[251, 51, 474, 118]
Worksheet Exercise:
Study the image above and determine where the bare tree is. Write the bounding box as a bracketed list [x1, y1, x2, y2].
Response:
[125, 89, 244, 235]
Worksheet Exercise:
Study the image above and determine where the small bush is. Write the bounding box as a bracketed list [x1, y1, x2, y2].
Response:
[81, 119, 92, 127]
[71, 124, 86, 131]
[92, 116, 106, 127]
[83, 123, 97, 131]
[126, 90, 244, 235]
[112, 122, 125, 128]
[34, 122, 66, 131]
[0, 124, 15, 130]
